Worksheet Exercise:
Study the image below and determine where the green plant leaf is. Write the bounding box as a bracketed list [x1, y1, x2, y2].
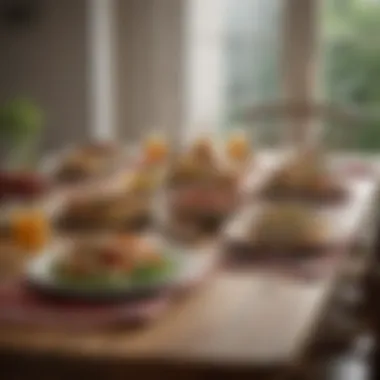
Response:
[1, 98, 44, 143]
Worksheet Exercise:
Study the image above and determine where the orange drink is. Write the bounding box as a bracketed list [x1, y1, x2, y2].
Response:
[226, 130, 251, 162]
[11, 209, 50, 252]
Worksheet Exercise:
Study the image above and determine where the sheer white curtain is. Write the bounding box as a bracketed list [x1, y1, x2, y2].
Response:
[88, 0, 117, 140]
[183, 0, 284, 142]
[224, 0, 284, 126]
[183, 0, 225, 142]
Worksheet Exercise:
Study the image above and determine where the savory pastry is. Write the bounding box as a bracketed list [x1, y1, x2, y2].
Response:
[249, 204, 326, 250]
[165, 135, 247, 240]
[168, 131, 251, 188]
[168, 136, 214, 185]
[264, 149, 344, 201]
[189, 136, 216, 165]
[56, 191, 152, 232]
[54, 235, 170, 285]
[168, 155, 206, 186]
[168, 137, 240, 187]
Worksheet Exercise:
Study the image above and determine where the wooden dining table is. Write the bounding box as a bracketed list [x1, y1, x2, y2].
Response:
[0, 153, 378, 380]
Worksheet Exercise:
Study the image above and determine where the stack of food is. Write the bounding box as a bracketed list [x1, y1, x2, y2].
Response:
[165, 133, 251, 239]
[1, 133, 260, 306]
[168, 132, 251, 188]
[56, 165, 160, 232]
[229, 203, 328, 257]
[263, 148, 345, 202]
[252, 204, 326, 251]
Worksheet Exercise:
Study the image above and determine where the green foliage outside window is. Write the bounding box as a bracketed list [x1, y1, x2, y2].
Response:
[324, 0, 380, 151]
[0, 99, 44, 169]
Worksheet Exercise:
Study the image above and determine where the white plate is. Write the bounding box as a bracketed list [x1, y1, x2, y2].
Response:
[26, 243, 216, 302]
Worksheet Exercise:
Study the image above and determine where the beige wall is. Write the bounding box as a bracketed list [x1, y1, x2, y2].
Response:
[0, 0, 89, 151]
[0, 0, 185, 150]
[116, 0, 185, 144]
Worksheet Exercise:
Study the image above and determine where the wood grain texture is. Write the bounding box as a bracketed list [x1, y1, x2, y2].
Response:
[0, 272, 325, 364]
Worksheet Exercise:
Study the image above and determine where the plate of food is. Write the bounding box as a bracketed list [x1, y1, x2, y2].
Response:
[26, 235, 181, 301]
[262, 148, 347, 203]
[225, 203, 333, 259]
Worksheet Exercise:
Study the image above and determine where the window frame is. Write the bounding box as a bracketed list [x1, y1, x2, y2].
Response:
[182, 0, 320, 144]
[87, 0, 322, 144]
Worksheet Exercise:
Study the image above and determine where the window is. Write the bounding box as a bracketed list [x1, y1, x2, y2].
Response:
[185, 0, 380, 151]
[223, 0, 284, 127]
[321, 0, 380, 150]
[184, 0, 302, 145]
[87, 0, 380, 150]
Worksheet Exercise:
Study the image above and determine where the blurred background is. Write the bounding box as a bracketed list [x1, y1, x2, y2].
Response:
[1, 2, 380, 379]
[1, 0, 380, 153]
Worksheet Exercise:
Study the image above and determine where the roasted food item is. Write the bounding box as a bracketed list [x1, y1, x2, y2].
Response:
[168, 132, 250, 188]
[264, 149, 345, 201]
[168, 153, 237, 188]
[168, 136, 219, 187]
[165, 135, 248, 240]
[249, 204, 326, 251]
[166, 137, 241, 239]
[56, 192, 152, 232]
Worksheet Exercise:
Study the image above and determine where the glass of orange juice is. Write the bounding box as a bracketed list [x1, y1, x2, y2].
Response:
[11, 208, 50, 253]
